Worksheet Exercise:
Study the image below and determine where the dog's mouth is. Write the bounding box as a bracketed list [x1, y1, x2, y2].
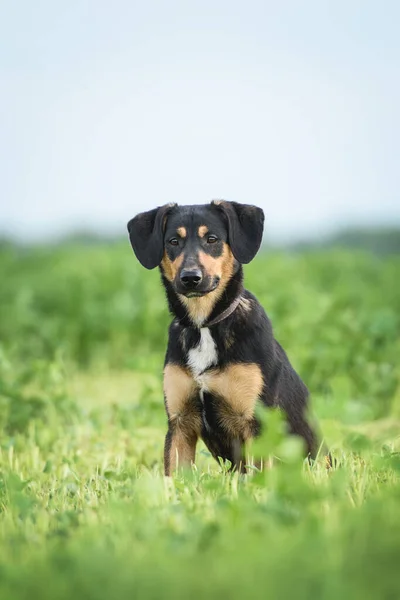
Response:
[184, 291, 206, 298]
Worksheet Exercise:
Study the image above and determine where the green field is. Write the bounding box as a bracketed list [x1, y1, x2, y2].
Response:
[0, 241, 399, 599]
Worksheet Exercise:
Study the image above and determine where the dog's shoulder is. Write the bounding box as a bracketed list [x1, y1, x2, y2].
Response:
[229, 289, 273, 341]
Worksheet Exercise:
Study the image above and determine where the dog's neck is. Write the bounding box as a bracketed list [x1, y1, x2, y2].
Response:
[161, 265, 244, 329]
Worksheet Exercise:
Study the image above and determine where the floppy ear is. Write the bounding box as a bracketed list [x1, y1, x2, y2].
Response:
[211, 200, 264, 263]
[127, 203, 176, 269]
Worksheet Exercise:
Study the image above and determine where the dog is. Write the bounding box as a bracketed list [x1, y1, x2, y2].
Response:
[127, 200, 318, 475]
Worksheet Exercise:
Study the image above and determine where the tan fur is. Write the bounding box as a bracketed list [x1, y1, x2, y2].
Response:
[179, 290, 220, 326]
[164, 362, 263, 471]
[204, 364, 263, 418]
[164, 364, 201, 474]
[218, 410, 255, 440]
[164, 364, 196, 417]
[239, 297, 252, 313]
[202, 363, 263, 438]
[220, 245, 235, 287]
[198, 250, 222, 278]
[198, 225, 208, 237]
[161, 252, 184, 282]
[179, 243, 235, 325]
[167, 428, 198, 472]
[177, 226, 187, 238]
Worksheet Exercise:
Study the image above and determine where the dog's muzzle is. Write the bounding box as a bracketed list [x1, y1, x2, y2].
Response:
[176, 268, 220, 298]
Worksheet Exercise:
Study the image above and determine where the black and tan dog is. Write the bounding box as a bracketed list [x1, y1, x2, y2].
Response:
[128, 200, 318, 475]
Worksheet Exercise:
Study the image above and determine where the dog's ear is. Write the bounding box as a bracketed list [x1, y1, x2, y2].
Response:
[127, 203, 177, 269]
[211, 200, 264, 264]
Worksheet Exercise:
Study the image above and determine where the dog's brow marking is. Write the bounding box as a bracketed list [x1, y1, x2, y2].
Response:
[177, 227, 187, 238]
[198, 225, 208, 237]
[187, 328, 218, 378]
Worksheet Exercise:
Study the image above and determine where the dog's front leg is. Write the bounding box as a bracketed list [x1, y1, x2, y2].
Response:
[163, 364, 200, 476]
[164, 422, 198, 475]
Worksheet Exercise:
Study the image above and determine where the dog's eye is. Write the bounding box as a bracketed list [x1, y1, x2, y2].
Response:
[169, 238, 179, 246]
[207, 235, 218, 244]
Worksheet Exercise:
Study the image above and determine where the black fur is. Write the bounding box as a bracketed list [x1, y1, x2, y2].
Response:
[164, 285, 318, 460]
[127, 203, 176, 269]
[128, 200, 319, 472]
[212, 200, 264, 264]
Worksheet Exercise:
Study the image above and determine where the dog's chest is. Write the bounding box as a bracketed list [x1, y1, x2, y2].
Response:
[187, 328, 218, 384]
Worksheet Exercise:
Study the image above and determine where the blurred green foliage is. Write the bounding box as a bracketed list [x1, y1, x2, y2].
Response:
[290, 226, 400, 255]
[0, 242, 399, 599]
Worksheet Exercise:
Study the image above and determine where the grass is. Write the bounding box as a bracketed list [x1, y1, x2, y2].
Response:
[0, 241, 399, 599]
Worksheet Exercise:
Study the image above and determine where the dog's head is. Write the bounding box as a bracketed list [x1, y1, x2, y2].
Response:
[127, 200, 264, 298]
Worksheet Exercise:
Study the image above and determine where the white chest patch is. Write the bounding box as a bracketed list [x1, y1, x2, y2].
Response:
[187, 328, 218, 380]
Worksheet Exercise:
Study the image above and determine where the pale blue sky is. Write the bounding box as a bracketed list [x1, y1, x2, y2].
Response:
[1, 1, 399, 242]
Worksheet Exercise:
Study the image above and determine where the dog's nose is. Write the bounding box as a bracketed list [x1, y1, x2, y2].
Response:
[180, 268, 202, 289]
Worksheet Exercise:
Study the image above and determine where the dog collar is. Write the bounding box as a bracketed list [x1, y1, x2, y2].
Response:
[205, 294, 243, 328]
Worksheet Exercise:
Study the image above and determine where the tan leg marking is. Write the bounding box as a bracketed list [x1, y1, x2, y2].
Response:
[203, 363, 263, 438]
[166, 427, 199, 474]
[204, 363, 263, 417]
[163, 364, 201, 474]
[164, 364, 196, 417]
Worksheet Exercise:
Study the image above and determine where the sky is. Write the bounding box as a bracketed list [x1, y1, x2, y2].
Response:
[1, 1, 399, 243]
